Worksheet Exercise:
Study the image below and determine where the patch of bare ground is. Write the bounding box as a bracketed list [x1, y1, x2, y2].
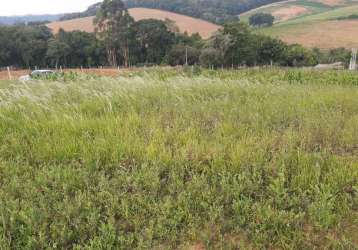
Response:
[302, 217, 358, 248]
[0, 69, 30, 80]
[277, 20, 358, 48]
[315, 0, 345, 6]
[0, 68, 142, 80]
[273, 6, 310, 21]
[47, 8, 221, 39]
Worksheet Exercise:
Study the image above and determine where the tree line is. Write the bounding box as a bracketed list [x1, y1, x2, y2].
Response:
[124, 0, 281, 24]
[59, 0, 281, 25]
[0, 0, 351, 69]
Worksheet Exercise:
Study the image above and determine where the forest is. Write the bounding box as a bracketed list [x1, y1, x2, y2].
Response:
[0, 0, 351, 69]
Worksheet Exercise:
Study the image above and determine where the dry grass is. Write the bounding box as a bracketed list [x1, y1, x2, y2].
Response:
[47, 8, 221, 39]
[272, 6, 310, 21]
[316, 0, 345, 6]
[270, 20, 358, 48]
[47, 16, 95, 33]
[241, 0, 358, 48]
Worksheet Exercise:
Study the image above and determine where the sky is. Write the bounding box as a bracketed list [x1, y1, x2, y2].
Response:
[0, 0, 101, 16]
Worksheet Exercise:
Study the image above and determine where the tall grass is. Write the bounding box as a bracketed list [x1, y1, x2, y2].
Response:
[0, 68, 357, 249]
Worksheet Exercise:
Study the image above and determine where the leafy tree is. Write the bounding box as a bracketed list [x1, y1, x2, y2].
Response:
[0, 25, 52, 68]
[327, 48, 351, 64]
[46, 38, 70, 68]
[283, 44, 317, 67]
[168, 45, 201, 66]
[163, 18, 180, 33]
[175, 33, 203, 48]
[0, 27, 14, 67]
[257, 35, 287, 65]
[249, 13, 275, 27]
[200, 48, 224, 68]
[223, 22, 258, 66]
[94, 0, 135, 67]
[132, 19, 175, 64]
[13, 26, 52, 67]
[55, 30, 106, 67]
[203, 30, 233, 67]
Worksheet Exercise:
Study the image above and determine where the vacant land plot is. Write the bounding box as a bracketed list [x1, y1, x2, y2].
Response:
[0, 68, 357, 249]
[47, 8, 221, 39]
[272, 5, 310, 21]
[265, 19, 358, 48]
[241, 0, 358, 48]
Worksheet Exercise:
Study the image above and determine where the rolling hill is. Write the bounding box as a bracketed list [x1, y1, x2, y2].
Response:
[240, 0, 358, 48]
[47, 8, 221, 39]
[0, 14, 63, 25]
[59, 0, 285, 24]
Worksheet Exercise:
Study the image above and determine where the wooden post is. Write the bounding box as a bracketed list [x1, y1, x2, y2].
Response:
[7, 67, 12, 80]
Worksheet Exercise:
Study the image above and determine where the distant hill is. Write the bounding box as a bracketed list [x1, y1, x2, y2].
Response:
[59, 0, 287, 24]
[47, 8, 221, 39]
[59, 3, 101, 21]
[240, 0, 358, 48]
[123, 0, 287, 24]
[0, 14, 63, 25]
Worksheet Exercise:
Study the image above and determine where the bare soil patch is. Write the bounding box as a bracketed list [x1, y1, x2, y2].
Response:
[47, 8, 221, 39]
[272, 6, 310, 21]
[277, 20, 358, 48]
[0, 70, 30, 80]
[0, 68, 141, 80]
[316, 0, 345, 6]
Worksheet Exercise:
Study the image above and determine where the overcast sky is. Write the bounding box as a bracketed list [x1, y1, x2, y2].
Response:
[0, 0, 101, 16]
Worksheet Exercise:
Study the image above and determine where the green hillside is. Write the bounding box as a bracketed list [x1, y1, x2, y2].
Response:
[61, 0, 286, 24]
[240, 0, 358, 48]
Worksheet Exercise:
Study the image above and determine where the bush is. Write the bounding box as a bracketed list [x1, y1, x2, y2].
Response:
[249, 13, 275, 27]
[168, 45, 201, 66]
[199, 48, 224, 68]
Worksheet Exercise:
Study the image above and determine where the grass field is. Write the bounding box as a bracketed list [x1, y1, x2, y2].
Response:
[47, 8, 221, 39]
[0, 68, 357, 249]
[240, 0, 358, 48]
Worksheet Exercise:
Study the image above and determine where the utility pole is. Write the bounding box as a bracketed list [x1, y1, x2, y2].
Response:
[349, 48, 357, 71]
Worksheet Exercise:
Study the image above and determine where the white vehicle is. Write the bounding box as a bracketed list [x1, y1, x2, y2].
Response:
[19, 70, 55, 81]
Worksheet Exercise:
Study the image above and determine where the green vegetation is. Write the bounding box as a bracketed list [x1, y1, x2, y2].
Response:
[1, 0, 353, 69]
[249, 12, 275, 27]
[60, 0, 284, 24]
[336, 13, 358, 20]
[239, 0, 358, 48]
[94, 0, 135, 67]
[0, 68, 357, 249]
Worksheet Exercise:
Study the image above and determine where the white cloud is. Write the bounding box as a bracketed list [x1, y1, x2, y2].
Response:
[0, 0, 102, 16]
